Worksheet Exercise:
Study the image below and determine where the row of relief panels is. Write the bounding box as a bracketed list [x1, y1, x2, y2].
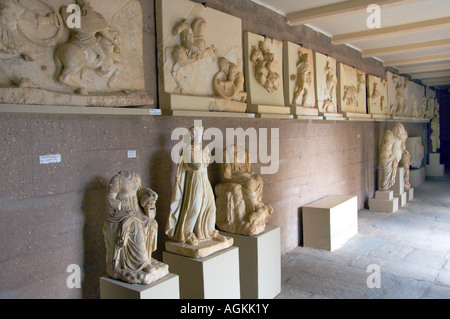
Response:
[0, 0, 438, 120]
[156, 0, 437, 121]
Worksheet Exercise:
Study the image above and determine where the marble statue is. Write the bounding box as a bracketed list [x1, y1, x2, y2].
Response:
[379, 123, 411, 191]
[215, 146, 273, 236]
[250, 40, 281, 93]
[0, 0, 151, 107]
[213, 57, 247, 102]
[103, 171, 168, 285]
[166, 125, 233, 258]
[431, 117, 441, 153]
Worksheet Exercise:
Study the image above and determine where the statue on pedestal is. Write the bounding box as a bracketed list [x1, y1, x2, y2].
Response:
[379, 123, 411, 191]
[103, 171, 168, 284]
[215, 146, 273, 236]
[165, 125, 232, 258]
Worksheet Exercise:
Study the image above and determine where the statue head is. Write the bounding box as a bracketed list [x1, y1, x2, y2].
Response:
[392, 123, 408, 142]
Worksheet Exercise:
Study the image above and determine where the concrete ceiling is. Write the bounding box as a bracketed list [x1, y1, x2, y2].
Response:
[251, 0, 450, 90]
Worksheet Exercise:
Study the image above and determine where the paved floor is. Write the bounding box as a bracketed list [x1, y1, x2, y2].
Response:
[277, 174, 450, 299]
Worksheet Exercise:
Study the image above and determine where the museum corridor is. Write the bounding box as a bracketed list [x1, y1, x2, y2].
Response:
[278, 174, 450, 299]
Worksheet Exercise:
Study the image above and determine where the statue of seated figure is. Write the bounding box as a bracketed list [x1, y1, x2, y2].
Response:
[215, 146, 273, 236]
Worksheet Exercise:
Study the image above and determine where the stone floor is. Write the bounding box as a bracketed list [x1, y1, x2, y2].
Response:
[277, 174, 450, 299]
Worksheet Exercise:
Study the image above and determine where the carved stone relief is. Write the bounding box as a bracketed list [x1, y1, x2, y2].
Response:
[338, 63, 366, 114]
[244, 32, 285, 108]
[387, 72, 410, 117]
[367, 75, 388, 117]
[283, 41, 316, 111]
[156, 0, 246, 112]
[0, 0, 151, 107]
[314, 52, 337, 114]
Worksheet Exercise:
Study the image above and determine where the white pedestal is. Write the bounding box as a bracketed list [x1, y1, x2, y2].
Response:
[302, 195, 358, 251]
[426, 153, 445, 177]
[395, 192, 407, 207]
[409, 167, 425, 187]
[219, 225, 281, 299]
[163, 246, 240, 299]
[100, 274, 180, 299]
[369, 190, 399, 213]
[407, 188, 414, 201]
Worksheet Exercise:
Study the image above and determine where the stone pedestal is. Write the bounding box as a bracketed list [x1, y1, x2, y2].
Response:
[369, 190, 399, 213]
[99, 274, 180, 299]
[409, 167, 425, 187]
[219, 226, 281, 299]
[302, 195, 358, 251]
[389, 167, 407, 207]
[163, 246, 240, 299]
[426, 153, 445, 177]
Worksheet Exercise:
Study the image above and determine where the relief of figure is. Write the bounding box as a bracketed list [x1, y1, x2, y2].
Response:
[357, 73, 365, 95]
[0, 0, 62, 62]
[250, 40, 280, 93]
[213, 57, 246, 102]
[320, 61, 337, 112]
[391, 76, 408, 116]
[215, 146, 273, 236]
[103, 171, 168, 284]
[343, 85, 357, 110]
[55, 0, 122, 95]
[292, 51, 311, 106]
[166, 125, 228, 247]
[379, 123, 411, 191]
[170, 18, 213, 77]
[430, 117, 440, 153]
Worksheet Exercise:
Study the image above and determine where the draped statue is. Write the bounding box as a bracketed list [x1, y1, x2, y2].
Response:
[379, 123, 411, 191]
[103, 171, 168, 284]
[165, 125, 232, 258]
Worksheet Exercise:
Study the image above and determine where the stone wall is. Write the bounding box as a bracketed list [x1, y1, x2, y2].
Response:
[0, 0, 427, 298]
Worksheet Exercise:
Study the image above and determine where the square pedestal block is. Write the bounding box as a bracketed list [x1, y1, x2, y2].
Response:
[302, 195, 358, 251]
[219, 225, 281, 299]
[407, 188, 414, 201]
[369, 191, 399, 213]
[409, 168, 425, 187]
[100, 274, 180, 299]
[389, 167, 404, 196]
[426, 153, 445, 177]
[163, 246, 240, 299]
[395, 192, 407, 207]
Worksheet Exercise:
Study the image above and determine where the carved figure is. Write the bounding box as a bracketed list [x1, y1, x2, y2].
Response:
[166, 125, 227, 246]
[379, 123, 411, 191]
[292, 51, 311, 106]
[343, 85, 357, 109]
[213, 57, 246, 102]
[320, 61, 337, 112]
[0, 0, 62, 61]
[250, 40, 280, 93]
[215, 146, 273, 236]
[55, 0, 122, 95]
[431, 117, 440, 153]
[103, 171, 168, 284]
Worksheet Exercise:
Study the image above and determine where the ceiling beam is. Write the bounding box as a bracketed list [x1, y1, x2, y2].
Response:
[421, 78, 450, 86]
[332, 17, 450, 45]
[383, 53, 450, 67]
[411, 70, 450, 79]
[286, 0, 422, 26]
[399, 62, 450, 74]
[362, 38, 450, 58]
